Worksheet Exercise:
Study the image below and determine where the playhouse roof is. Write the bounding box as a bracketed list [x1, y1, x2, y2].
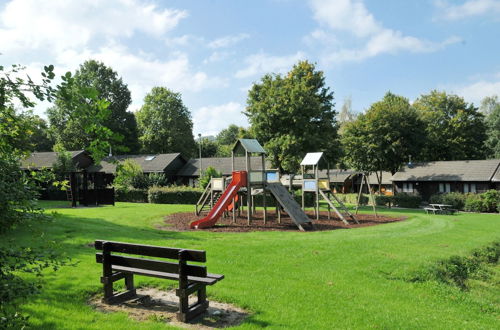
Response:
[300, 152, 324, 166]
[233, 139, 266, 154]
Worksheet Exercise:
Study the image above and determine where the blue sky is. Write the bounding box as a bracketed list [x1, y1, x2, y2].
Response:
[1, 0, 500, 136]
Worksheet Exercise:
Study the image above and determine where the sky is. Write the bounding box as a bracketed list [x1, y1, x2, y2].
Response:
[1, 0, 500, 136]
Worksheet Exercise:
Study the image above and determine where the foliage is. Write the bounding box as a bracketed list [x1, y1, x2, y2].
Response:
[113, 159, 143, 191]
[393, 193, 422, 208]
[341, 92, 425, 175]
[115, 188, 148, 203]
[414, 90, 487, 161]
[148, 186, 203, 204]
[479, 95, 499, 117]
[51, 149, 76, 180]
[48, 60, 138, 154]
[429, 192, 467, 210]
[196, 137, 219, 158]
[130, 173, 169, 189]
[136, 87, 196, 157]
[375, 195, 394, 207]
[484, 98, 500, 159]
[27, 115, 54, 151]
[216, 124, 241, 145]
[411, 241, 499, 290]
[463, 190, 500, 213]
[335, 193, 369, 205]
[464, 194, 485, 213]
[245, 60, 339, 173]
[199, 166, 222, 189]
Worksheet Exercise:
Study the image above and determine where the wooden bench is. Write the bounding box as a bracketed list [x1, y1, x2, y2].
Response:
[95, 240, 224, 322]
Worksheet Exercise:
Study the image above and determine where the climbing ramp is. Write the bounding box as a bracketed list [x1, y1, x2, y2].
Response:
[319, 190, 359, 225]
[266, 182, 312, 231]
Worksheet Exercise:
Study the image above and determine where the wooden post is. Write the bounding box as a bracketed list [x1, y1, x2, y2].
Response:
[365, 174, 378, 217]
[262, 154, 267, 224]
[70, 172, 77, 208]
[315, 165, 319, 220]
[102, 242, 113, 302]
[301, 165, 305, 211]
[246, 151, 251, 225]
[177, 250, 189, 322]
[355, 173, 365, 215]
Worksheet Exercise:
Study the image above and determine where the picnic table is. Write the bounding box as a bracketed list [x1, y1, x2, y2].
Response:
[425, 204, 456, 215]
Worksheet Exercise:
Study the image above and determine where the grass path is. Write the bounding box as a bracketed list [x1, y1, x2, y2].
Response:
[4, 202, 499, 329]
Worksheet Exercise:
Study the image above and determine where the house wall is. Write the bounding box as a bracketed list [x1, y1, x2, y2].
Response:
[394, 181, 497, 201]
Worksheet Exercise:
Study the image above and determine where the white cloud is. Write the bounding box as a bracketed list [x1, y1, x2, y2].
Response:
[435, 0, 500, 20]
[193, 102, 247, 136]
[0, 0, 187, 54]
[208, 33, 250, 49]
[235, 51, 306, 78]
[450, 75, 500, 104]
[203, 51, 235, 64]
[308, 0, 460, 64]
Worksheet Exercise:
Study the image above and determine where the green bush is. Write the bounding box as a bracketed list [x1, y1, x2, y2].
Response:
[336, 193, 369, 205]
[115, 188, 148, 203]
[130, 173, 169, 189]
[464, 190, 500, 213]
[199, 166, 222, 189]
[430, 192, 467, 210]
[393, 193, 422, 208]
[114, 159, 143, 191]
[375, 195, 394, 207]
[148, 186, 203, 204]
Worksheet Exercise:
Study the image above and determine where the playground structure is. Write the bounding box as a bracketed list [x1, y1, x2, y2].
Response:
[192, 139, 313, 231]
[300, 152, 358, 225]
[67, 171, 115, 207]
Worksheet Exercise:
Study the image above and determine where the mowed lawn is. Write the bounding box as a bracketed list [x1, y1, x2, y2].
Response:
[5, 201, 499, 329]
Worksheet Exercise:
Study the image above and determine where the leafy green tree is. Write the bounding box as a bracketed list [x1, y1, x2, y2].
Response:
[413, 90, 487, 161]
[136, 87, 196, 157]
[0, 64, 69, 328]
[52, 148, 76, 180]
[113, 159, 143, 191]
[216, 124, 240, 145]
[199, 166, 222, 189]
[480, 95, 499, 117]
[245, 60, 338, 173]
[196, 137, 218, 158]
[484, 99, 500, 158]
[48, 60, 139, 154]
[341, 92, 426, 185]
[28, 115, 54, 151]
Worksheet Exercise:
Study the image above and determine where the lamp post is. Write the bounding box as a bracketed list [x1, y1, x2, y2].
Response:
[198, 133, 202, 181]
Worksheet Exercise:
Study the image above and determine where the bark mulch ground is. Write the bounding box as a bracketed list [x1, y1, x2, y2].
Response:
[162, 210, 405, 232]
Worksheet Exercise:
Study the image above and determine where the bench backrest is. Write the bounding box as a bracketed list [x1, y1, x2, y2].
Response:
[95, 240, 207, 278]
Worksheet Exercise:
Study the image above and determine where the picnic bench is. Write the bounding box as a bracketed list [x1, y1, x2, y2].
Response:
[425, 204, 457, 215]
[95, 240, 224, 322]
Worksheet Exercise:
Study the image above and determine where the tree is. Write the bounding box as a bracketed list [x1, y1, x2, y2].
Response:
[113, 159, 143, 191]
[338, 96, 357, 125]
[199, 166, 222, 189]
[27, 115, 54, 151]
[341, 92, 426, 186]
[245, 60, 339, 173]
[413, 90, 487, 161]
[48, 60, 139, 153]
[136, 87, 196, 157]
[1, 64, 69, 328]
[196, 137, 218, 158]
[216, 124, 240, 146]
[484, 99, 500, 158]
[480, 95, 499, 117]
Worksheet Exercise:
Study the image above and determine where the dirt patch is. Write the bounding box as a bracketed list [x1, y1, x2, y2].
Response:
[89, 288, 248, 329]
[162, 210, 405, 232]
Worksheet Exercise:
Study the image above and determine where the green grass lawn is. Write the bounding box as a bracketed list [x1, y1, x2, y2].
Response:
[4, 201, 499, 329]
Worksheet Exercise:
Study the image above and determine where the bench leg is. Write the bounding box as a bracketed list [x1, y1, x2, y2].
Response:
[176, 284, 209, 322]
[102, 273, 137, 304]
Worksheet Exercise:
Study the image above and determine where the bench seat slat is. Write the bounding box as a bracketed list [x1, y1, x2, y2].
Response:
[96, 253, 207, 277]
[110, 265, 220, 285]
[95, 240, 206, 262]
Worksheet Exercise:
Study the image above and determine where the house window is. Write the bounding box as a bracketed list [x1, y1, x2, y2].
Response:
[403, 183, 413, 193]
[464, 183, 476, 193]
[439, 183, 451, 193]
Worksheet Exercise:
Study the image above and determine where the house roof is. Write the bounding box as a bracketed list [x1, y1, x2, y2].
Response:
[392, 159, 500, 182]
[87, 153, 185, 174]
[324, 169, 357, 183]
[20, 150, 87, 169]
[492, 164, 500, 182]
[178, 157, 272, 177]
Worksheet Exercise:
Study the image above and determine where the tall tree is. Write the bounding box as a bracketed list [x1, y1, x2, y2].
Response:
[341, 92, 425, 180]
[27, 115, 54, 151]
[216, 124, 241, 146]
[413, 90, 487, 161]
[245, 60, 339, 173]
[48, 60, 139, 153]
[136, 87, 196, 156]
[480, 95, 499, 117]
[483, 97, 500, 158]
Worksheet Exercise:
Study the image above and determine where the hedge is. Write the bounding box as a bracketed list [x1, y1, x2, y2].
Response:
[393, 193, 422, 208]
[115, 188, 148, 203]
[464, 190, 500, 213]
[148, 186, 203, 204]
[429, 192, 467, 210]
[375, 195, 394, 207]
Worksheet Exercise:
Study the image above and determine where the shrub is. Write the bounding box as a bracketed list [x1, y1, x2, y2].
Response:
[114, 159, 143, 191]
[393, 193, 422, 208]
[115, 188, 148, 203]
[336, 193, 369, 205]
[430, 192, 467, 210]
[199, 166, 222, 189]
[464, 194, 485, 212]
[375, 195, 394, 207]
[481, 190, 500, 213]
[130, 173, 169, 189]
[148, 186, 203, 204]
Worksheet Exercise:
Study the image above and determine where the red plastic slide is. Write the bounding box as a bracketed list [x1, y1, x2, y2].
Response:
[190, 171, 247, 229]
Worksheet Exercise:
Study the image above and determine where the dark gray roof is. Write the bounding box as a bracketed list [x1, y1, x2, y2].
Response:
[87, 153, 185, 174]
[178, 157, 272, 177]
[233, 139, 266, 154]
[21, 150, 87, 169]
[392, 159, 500, 182]
[327, 169, 357, 183]
[492, 164, 500, 182]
